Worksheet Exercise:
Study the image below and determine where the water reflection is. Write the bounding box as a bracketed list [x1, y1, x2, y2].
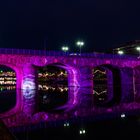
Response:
[0, 84, 137, 118]
[38, 85, 68, 113]
[1, 84, 140, 128]
[0, 86, 16, 113]
[0, 84, 122, 115]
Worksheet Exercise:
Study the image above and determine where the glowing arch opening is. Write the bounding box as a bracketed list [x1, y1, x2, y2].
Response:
[93, 64, 122, 106]
[37, 63, 69, 112]
[0, 65, 16, 113]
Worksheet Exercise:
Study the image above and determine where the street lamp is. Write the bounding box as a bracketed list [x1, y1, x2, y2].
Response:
[118, 50, 124, 55]
[136, 46, 140, 58]
[61, 46, 69, 55]
[76, 41, 84, 55]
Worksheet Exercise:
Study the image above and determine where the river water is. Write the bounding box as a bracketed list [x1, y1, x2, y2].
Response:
[1, 85, 140, 140]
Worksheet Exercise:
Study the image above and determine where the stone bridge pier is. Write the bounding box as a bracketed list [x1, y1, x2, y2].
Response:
[67, 66, 94, 112]
[104, 67, 134, 105]
[22, 64, 38, 116]
[120, 67, 134, 103]
[134, 68, 140, 102]
[68, 66, 93, 87]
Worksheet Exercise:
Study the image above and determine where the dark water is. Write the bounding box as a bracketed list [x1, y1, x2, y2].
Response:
[0, 86, 68, 113]
[1, 85, 140, 139]
[38, 86, 68, 112]
[0, 88, 16, 113]
[11, 114, 140, 140]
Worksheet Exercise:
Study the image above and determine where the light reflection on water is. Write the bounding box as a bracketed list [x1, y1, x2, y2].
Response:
[0, 84, 110, 114]
[0, 85, 69, 114]
[1, 84, 140, 129]
[38, 86, 68, 113]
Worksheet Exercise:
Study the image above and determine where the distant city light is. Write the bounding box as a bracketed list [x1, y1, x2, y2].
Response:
[64, 122, 69, 127]
[118, 50, 124, 55]
[69, 53, 79, 56]
[79, 129, 86, 135]
[121, 113, 125, 118]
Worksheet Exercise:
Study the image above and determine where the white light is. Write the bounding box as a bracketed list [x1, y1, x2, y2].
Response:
[81, 42, 84, 46]
[118, 50, 124, 55]
[76, 40, 84, 55]
[79, 129, 86, 135]
[82, 130, 86, 134]
[76, 41, 84, 47]
[64, 122, 69, 127]
[70, 53, 77, 55]
[79, 130, 82, 134]
[62, 46, 69, 52]
[121, 113, 125, 118]
[77, 42, 80, 45]
[136, 47, 140, 51]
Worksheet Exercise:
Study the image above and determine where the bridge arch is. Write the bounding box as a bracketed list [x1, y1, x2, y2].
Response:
[39, 62, 80, 87]
[37, 62, 80, 111]
[0, 64, 23, 118]
[93, 64, 122, 106]
[93, 64, 134, 105]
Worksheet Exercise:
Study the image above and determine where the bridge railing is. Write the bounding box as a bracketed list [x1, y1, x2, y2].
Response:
[0, 48, 66, 56]
[0, 48, 138, 60]
[80, 52, 138, 60]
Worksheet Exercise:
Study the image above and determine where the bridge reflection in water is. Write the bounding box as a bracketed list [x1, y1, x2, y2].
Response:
[1, 84, 140, 129]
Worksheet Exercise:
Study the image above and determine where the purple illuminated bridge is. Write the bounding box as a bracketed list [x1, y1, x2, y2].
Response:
[0, 48, 140, 127]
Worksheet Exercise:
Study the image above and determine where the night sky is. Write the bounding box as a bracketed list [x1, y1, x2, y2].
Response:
[0, 0, 140, 53]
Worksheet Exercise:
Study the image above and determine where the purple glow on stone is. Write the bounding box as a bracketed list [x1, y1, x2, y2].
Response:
[22, 76, 36, 90]
[22, 89, 36, 115]
[0, 53, 140, 127]
[72, 87, 79, 105]
[72, 69, 80, 87]
[23, 89, 36, 99]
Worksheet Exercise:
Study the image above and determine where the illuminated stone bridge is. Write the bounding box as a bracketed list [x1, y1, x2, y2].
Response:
[0, 48, 140, 127]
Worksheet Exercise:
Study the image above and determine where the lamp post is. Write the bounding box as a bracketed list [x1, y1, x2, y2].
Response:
[61, 46, 69, 55]
[76, 41, 84, 55]
[118, 50, 124, 55]
[136, 47, 140, 58]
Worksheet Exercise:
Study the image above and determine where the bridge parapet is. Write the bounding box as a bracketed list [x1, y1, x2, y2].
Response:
[0, 48, 138, 60]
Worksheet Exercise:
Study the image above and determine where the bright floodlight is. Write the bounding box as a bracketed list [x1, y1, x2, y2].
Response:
[118, 50, 124, 55]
